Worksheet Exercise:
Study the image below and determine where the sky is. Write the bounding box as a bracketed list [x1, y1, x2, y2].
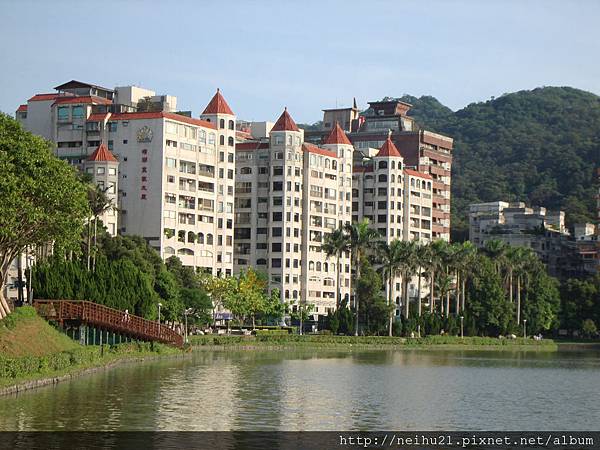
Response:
[1, 0, 599, 123]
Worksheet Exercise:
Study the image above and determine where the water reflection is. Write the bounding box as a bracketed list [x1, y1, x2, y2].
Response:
[0, 349, 599, 431]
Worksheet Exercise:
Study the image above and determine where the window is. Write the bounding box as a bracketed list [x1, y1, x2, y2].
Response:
[219, 119, 225, 129]
[108, 167, 117, 175]
[96, 167, 105, 175]
[57, 106, 69, 121]
[378, 174, 388, 182]
[219, 135, 225, 145]
[228, 137, 234, 146]
[228, 120, 234, 130]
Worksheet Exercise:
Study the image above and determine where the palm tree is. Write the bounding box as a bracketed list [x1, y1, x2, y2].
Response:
[512, 247, 538, 324]
[440, 243, 458, 317]
[88, 185, 115, 271]
[483, 239, 508, 275]
[345, 219, 380, 336]
[399, 240, 418, 319]
[377, 239, 404, 336]
[414, 243, 430, 317]
[426, 240, 447, 314]
[322, 227, 350, 310]
[456, 241, 477, 313]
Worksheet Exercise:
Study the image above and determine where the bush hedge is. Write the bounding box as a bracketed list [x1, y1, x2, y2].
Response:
[0, 342, 170, 379]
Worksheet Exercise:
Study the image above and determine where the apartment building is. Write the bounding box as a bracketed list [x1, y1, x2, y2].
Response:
[16, 81, 235, 275]
[352, 137, 434, 317]
[234, 114, 353, 316]
[469, 201, 598, 279]
[306, 98, 453, 241]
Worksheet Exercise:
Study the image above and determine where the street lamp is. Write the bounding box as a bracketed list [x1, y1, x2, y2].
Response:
[460, 316, 464, 339]
[523, 319, 527, 339]
[184, 308, 193, 344]
[157, 302, 162, 324]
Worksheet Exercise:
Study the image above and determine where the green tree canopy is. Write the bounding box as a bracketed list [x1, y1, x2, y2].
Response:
[0, 114, 89, 318]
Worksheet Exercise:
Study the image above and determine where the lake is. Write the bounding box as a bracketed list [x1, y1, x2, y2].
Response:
[1, 349, 599, 430]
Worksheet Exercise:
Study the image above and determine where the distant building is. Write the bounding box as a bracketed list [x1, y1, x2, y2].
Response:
[469, 201, 598, 279]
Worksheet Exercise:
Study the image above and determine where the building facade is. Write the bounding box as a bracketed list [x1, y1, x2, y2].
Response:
[16, 81, 235, 275]
[469, 201, 598, 279]
[233, 114, 353, 316]
[306, 98, 453, 241]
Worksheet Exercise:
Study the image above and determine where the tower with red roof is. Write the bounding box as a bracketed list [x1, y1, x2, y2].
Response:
[84, 143, 119, 236]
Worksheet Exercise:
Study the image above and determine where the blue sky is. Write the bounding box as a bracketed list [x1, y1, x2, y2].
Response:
[1, 0, 599, 123]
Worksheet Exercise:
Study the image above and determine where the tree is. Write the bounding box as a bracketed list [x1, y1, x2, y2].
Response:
[377, 239, 404, 336]
[200, 273, 231, 326]
[454, 241, 477, 314]
[400, 88, 600, 239]
[581, 319, 598, 339]
[180, 287, 212, 326]
[321, 227, 350, 309]
[397, 240, 418, 320]
[356, 259, 390, 335]
[345, 219, 380, 336]
[468, 255, 513, 336]
[522, 268, 560, 335]
[224, 268, 272, 329]
[426, 240, 447, 314]
[87, 184, 114, 271]
[0, 114, 89, 319]
[560, 275, 600, 333]
[483, 239, 508, 276]
[154, 269, 183, 325]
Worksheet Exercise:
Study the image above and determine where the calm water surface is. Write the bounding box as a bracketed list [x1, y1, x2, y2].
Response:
[1, 349, 599, 431]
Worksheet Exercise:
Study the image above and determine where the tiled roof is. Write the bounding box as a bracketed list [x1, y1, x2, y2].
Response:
[88, 143, 118, 162]
[16, 104, 28, 112]
[323, 122, 352, 145]
[376, 137, 402, 158]
[271, 108, 299, 132]
[236, 142, 270, 151]
[28, 93, 62, 102]
[109, 111, 216, 129]
[302, 143, 337, 158]
[87, 113, 111, 122]
[52, 95, 112, 106]
[202, 89, 234, 115]
[404, 168, 432, 179]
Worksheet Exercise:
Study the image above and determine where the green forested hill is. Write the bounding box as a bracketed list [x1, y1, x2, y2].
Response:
[398, 87, 600, 240]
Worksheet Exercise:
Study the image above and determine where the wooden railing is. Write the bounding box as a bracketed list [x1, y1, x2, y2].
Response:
[34, 299, 183, 348]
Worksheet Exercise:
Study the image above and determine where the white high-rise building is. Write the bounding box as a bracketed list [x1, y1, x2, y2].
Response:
[352, 137, 434, 317]
[234, 114, 353, 316]
[16, 81, 235, 275]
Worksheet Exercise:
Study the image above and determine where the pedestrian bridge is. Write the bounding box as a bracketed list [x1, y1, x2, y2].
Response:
[34, 299, 183, 348]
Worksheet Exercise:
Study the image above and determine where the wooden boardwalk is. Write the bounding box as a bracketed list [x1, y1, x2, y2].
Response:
[34, 299, 183, 348]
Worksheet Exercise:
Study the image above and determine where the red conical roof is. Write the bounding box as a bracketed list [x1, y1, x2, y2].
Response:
[271, 107, 299, 132]
[202, 88, 234, 115]
[324, 122, 352, 145]
[88, 143, 118, 162]
[376, 137, 402, 158]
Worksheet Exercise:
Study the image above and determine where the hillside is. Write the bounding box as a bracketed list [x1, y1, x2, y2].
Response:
[398, 87, 600, 240]
[0, 307, 79, 357]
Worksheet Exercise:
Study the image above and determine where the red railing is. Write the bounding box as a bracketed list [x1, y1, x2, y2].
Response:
[34, 299, 183, 348]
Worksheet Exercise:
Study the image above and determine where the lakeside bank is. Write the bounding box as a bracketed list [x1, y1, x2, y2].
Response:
[0, 335, 560, 396]
[0, 309, 585, 396]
